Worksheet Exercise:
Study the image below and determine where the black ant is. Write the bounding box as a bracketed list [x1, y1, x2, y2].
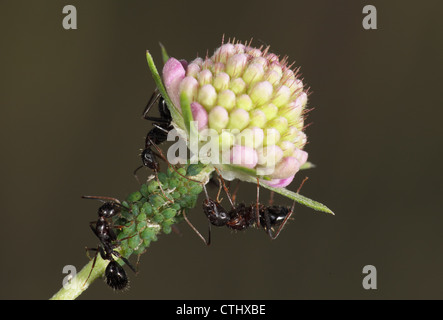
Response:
[134, 89, 173, 177]
[83, 195, 136, 290]
[183, 173, 308, 245]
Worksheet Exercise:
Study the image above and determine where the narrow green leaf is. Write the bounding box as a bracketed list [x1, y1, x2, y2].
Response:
[256, 178, 334, 215]
[159, 42, 170, 64]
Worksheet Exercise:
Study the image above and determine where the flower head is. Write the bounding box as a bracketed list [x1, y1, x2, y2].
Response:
[162, 40, 310, 188]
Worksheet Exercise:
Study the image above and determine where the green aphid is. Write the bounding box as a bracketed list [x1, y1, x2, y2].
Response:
[142, 202, 153, 216]
[157, 172, 168, 185]
[168, 178, 180, 189]
[176, 167, 187, 177]
[161, 208, 176, 219]
[137, 220, 147, 232]
[128, 234, 142, 250]
[130, 203, 140, 216]
[162, 218, 175, 227]
[119, 210, 133, 221]
[117, 231, 128, 242]
[120, 222, 136, 236]
[171, 191, 181, 199]
[127, 191, 142, 202]
[177, 186, 188, 195]
[178, 195, 195, 208]
[140, 228, 156, 241]
[190, 185, 203, 195]
[136, 212, 147, 222]
[140, 184, 149, 198]
[153, 213, 164, 223]
[147, 179, 160, 193]
[133, 246, 146, 256]
[149, 194, 165, 208]
[162, 224, 172, 234]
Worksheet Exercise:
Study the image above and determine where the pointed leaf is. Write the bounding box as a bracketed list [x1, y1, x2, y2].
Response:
[159, 43, 170, 65]
[254, 178, 334, 215]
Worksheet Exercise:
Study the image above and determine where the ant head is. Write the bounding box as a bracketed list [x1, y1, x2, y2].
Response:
[105, 261, 129, 290]
[141, 148, 159, 171]
[202, 199, 230, 227]
[98, 202, 120, 219]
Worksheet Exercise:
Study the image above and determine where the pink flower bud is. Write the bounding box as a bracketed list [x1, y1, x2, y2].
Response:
[230, 145, 258, 169]
[190, 102, 208, 131]
[163, 58, 186, 109]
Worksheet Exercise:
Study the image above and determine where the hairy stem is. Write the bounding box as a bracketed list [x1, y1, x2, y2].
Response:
[50, 253, 110, 300]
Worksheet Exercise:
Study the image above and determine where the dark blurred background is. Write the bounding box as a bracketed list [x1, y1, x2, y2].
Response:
[0, 0, 442, 299]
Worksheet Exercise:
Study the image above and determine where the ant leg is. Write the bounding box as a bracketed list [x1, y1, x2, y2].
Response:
[153, 168, 174, 204]
[83, 247, 100, 287]
[111, 250, 137, 274]
[148, 137, 205, 187]
[268, 176, 309, 240]
[231, 180, 241, 205]
[256, 177, 260, 228]
[216, 178, 224, 204]
[142, 89, 161, 120]
[152, 123, 170, 133]
[296, 176, 309, 194]
[133, 164, 144, 185]
[89, 222, 100, 238]
[182, 209, 211, 246]
[269, 191, 275, 206]
[214, 167, 234, 208]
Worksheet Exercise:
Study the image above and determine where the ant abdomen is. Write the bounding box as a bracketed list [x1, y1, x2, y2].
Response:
[105, 260, 129, 291]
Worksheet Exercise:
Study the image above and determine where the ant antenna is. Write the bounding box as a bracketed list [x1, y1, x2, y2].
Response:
[81, 195, 121, 204]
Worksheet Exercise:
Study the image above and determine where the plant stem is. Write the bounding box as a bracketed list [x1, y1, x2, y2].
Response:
[50, 253, 109, 300]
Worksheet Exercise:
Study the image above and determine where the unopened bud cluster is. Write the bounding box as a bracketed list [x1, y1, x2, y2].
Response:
[163, 40, 310, 188]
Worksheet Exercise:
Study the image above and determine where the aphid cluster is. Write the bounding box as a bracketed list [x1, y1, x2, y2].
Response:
[84, 166, 202, 290]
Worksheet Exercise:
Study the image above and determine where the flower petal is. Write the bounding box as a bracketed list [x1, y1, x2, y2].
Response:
[162, 58, 186, 109]
[265, 175, 295, 188]
[271, 156, 301, 179]
[190, 102, 208, 131]
[230, 145, 258, 169]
